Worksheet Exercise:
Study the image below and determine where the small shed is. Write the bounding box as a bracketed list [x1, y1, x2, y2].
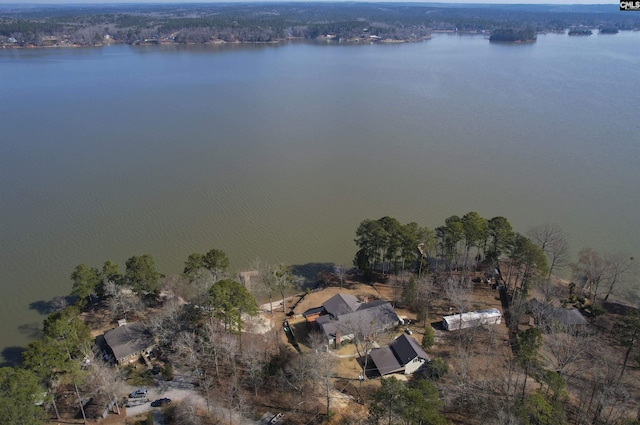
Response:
[369, 334, 430, 376]
[442, 308, 502, 331]
[85, 396, 116, 419]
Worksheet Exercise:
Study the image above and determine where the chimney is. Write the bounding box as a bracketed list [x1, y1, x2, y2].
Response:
[335, 330, 341, 349]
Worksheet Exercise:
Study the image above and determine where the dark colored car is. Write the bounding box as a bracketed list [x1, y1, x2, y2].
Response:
[151, 398, 171, 407]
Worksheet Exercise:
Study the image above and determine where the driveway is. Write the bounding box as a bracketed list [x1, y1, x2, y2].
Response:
[125, 373, 254, 425]
[125, 372, 204, 415]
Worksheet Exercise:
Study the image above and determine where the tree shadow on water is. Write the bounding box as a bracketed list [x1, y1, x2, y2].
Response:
[18, 322, 43, 339]
[29, 295, 76, 315]
[291, 263, 335, 288]
[1, 346, 25, 367]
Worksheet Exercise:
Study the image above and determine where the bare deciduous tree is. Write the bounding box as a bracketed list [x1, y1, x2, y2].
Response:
[444, 276, 472, 331]
[308, 332, 337, 415]
[603, 253, 635, 302]
[334, 264, 347, 289]
[104, 281, 140, 320]
[575, 347, 632, 425]
[199, 372, 217, 416]
[528, 223, 570, 279]
[219, 333, 240, 377]
[240, 335, 267, 396]
[189, 268, 218, 307]
[172, 399, 203, 425]
[544, 329, 590, 381]
[573, 247, 608, 304]
[219, 376, 247, 425]
[574, 248, 636, 304]
[251, 258, 275, 314]
[84, 349, 123, 416]
[174, 331, 201, 370]
[146, 300, 183, 347]
[203, 320, 223, 377]
[416, 275, 435, 326]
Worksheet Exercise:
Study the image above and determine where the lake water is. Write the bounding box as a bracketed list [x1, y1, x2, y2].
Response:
[1, 33, 639, 363]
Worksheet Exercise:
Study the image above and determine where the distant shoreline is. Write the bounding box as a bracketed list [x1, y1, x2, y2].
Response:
[2, 2, 637, 50]
[1, 35, 434, 50]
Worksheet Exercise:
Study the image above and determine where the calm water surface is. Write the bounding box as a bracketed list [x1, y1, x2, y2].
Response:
[1, 33, 639, 362]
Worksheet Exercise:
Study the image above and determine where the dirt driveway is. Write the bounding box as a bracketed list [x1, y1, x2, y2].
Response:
[125, 372, 254, 425]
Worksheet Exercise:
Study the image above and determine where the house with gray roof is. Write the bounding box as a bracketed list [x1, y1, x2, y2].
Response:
[525, 299, 587, 330]
[370, 334, 430, 376]
[322, 293, 361, 318]
[103, 322, 155, 365]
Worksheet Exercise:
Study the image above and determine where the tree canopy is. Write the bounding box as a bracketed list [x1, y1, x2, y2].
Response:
[125, 254, 162, 297]
[208, 278, 258, 332]
[70, 263, 100, 306]
[0, 367, 46, 425]
[183, 248, 230, 280]
[354, 217, 431, 276]
[369, 377, 446, 425]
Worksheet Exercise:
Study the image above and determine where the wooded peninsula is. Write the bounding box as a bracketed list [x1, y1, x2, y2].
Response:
[1, 3, 639, 48]
[1, 212, 639, 425]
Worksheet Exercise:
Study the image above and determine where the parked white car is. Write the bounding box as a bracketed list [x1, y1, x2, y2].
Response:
[129, 389, 148, 399]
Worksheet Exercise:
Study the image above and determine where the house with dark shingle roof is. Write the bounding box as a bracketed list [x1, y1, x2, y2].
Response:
[103, 322, 155, 365]
[322, 293, 361, 318]
[370, 334, 430, 376]
[525, 299, 587, 330]
[302, 293, 401, 347]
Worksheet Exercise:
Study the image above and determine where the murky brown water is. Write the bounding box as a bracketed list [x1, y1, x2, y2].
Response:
[1, 33, 639, 362]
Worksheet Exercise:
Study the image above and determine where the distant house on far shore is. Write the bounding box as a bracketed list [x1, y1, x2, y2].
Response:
[103, 321, 155, 365]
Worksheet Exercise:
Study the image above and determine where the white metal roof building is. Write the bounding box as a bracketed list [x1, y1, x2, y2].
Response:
[442, 308, 502, 331]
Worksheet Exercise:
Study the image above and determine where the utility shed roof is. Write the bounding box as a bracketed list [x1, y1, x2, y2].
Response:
[390, 334, 429, 365]
[370, 347, 403, 376]
[103, 322, 153, 360]
[442, 308, 502, 330]
[370, 334, 430, 376]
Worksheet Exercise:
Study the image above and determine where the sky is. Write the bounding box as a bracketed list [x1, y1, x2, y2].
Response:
[0, 0, 620, 6]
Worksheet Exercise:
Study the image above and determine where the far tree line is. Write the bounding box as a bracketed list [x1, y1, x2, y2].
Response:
[1, 3, 638, 47]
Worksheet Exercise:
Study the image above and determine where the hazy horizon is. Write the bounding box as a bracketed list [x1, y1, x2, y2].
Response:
[0, 1, 620, 7]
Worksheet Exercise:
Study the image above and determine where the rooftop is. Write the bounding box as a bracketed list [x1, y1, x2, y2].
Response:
[103, 322, 154, 360]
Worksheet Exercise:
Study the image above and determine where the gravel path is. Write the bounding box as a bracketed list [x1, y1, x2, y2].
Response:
[125, 373, 255, 425]
[124, 372, 205, 415]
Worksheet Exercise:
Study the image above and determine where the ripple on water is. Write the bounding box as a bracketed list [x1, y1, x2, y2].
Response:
[2, 36, 640, 362]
